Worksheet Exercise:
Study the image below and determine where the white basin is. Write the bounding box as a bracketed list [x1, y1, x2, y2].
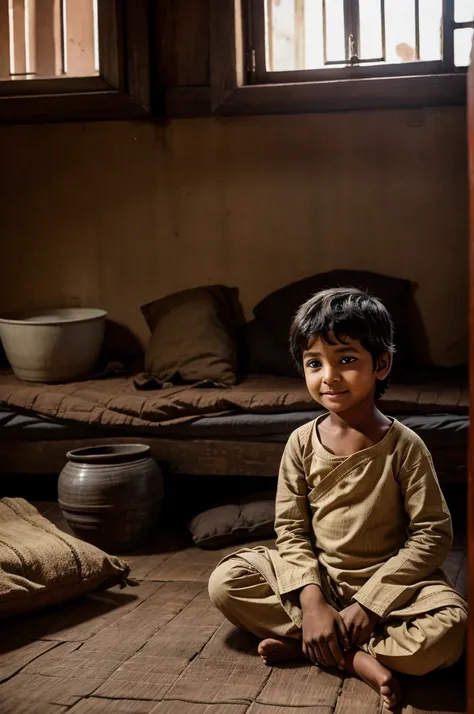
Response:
[0, 308, 107, 383]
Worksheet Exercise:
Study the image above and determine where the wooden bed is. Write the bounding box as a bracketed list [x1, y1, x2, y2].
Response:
[0, 369, 468, 480]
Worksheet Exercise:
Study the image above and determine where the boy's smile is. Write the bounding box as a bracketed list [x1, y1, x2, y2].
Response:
[302, 334, 391, 413]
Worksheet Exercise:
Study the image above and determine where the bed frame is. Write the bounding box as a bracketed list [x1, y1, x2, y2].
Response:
[1, 435, 466, 482]
[1, 437, 284, 477]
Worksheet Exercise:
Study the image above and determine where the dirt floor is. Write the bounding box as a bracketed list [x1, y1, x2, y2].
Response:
[0, 501, 466, 714]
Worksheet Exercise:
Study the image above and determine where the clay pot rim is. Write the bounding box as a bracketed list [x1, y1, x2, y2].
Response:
[66, 444, 151, 464]
[0, 308, 107, 325]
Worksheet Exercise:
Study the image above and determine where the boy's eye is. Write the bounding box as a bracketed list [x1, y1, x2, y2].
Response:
[340, 355, 357, 364]
[306, 360, 321, 369]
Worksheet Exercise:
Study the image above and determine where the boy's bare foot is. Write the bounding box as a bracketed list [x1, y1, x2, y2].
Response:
[344, 650, 401, 710]
[257, 637, 303, 665]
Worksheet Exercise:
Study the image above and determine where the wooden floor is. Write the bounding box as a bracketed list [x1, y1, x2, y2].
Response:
[0, 502, 467, 714]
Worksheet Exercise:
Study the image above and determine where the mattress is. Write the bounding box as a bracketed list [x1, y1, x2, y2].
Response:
[0, 370, 468, 431]
[0, 407, 467, 450]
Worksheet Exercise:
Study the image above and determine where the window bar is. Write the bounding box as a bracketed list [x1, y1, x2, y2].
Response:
[265, 0, 273, 72]
[295, 0, 305, 70]
[92, 0, 99, 72]
[322, 0, 329, 65]
[1, 0, 11, 77]
[414, 0, 420, 60]
[8, 0, 14, 76]
[380, 0, 386, 61]
[248, 0, 266, 81]
[60, 0, 66, 73]
[323, 0, 355, 66]
[442, 0, 454, 68]
[244, 0, 256, 80]
[345, 0, 359, 64]
[9, 0, 27, 76]
[24, 0, 32, 75]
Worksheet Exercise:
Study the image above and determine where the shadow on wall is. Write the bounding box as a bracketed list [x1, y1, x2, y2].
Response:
[101, 319, 144, 362]
[409, 289, 431, 367]
[0, 274, 436, 373]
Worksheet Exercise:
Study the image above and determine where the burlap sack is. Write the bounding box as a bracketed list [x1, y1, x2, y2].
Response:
[0, 498, 131, 617]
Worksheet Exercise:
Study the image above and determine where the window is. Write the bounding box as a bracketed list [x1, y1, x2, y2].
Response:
[1, 0, 99, 81]
[0, 0, 151, 124]
[209, 0, 472, 116]
[248, 0, 474, 84]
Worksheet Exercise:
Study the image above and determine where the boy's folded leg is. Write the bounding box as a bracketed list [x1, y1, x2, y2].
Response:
[365, 606, 467, 676]
[208, 554, 300, 640]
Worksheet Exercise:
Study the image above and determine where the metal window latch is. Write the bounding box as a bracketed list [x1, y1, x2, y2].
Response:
[348, 33, 360, 65]
[248, 47, 256, 75]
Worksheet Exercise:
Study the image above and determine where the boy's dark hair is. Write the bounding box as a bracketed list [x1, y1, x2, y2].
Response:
[290, 287, 395, 399]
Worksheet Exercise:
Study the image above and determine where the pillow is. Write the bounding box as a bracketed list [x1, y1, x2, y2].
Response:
[0, 498, 131, 618]
[238, 320, 300, 378]
[253, 270, 415, 372]
[141, 286, 242, 387]
[188, 491, 275, 549]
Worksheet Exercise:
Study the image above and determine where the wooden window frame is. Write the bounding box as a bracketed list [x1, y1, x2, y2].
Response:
[210, 0, 468, 116]
[0, 0, 151, 124]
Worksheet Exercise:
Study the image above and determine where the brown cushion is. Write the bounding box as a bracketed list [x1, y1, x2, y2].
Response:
[253, 270, 415, 372]
[188, 491, 275, 549]
[0, 498, 131, 618]
[142, 286, 241, 387]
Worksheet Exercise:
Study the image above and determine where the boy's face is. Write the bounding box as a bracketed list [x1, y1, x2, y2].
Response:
[302, 333, 391, 414]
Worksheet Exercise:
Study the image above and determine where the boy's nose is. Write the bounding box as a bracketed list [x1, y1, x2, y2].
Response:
[323, 367, 340, 384]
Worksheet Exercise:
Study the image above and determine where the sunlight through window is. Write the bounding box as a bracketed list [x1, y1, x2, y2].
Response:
[264, 0, 474, 71]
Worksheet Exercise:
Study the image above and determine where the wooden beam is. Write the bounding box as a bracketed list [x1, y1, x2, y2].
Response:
[248, 0, 266, 83]
[97, 0, 122, 88]
[0, 437, 465, 481]
[467, 30, 474, 714]
[124, 0, 150, 110]
[0, 84, 150, 122]
[165, 85, 211, 117]
[210, 0, 244, 111]
[0, 437, 285, 477]
[214, 73, 466, 116]
[154, 0, 210, 87]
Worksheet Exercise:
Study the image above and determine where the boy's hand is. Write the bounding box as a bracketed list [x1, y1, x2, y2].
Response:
[339, 602, 380, 646]
[300, 584, 350, 669]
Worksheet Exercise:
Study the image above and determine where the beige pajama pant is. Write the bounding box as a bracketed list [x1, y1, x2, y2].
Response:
[208, 555, 467, 676]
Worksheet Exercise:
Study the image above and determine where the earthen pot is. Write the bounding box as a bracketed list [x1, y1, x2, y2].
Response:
[58, 444, 164, 553]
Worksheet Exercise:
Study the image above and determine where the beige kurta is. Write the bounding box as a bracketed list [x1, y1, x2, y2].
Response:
[219, 417, 467, 629]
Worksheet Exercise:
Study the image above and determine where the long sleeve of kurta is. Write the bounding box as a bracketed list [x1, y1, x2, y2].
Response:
[274, 430, 321, 595]
[353, 446, 453, 618]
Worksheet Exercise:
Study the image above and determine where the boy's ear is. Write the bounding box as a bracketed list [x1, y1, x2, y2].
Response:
[375, 352, 392, 380]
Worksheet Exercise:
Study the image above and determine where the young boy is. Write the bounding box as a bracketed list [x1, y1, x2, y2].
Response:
[208, 287, 467, 710]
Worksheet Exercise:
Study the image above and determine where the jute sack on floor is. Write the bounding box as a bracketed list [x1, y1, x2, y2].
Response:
[0, 497, 131, 617]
